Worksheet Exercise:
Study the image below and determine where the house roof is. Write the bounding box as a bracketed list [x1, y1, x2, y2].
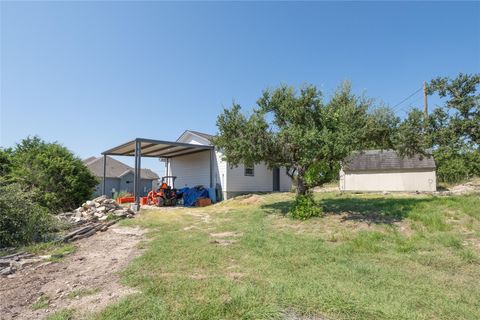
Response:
[187, 130, 215, 141]
[83, 156, 97, 164]
[343, 150, 436, 171]
[83, 156, 160, 180]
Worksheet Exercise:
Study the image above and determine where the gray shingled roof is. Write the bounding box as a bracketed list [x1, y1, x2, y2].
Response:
[83, 156, 160, 180]
[343, 150, 436, 171]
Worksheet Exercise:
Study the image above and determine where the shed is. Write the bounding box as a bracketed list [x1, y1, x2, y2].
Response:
[339, 150, 436, 192]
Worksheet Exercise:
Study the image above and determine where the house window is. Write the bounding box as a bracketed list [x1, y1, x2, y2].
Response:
[244, 165, 254, 176]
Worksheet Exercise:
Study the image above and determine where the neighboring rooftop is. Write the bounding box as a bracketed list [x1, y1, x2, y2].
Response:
[343, 150, 436, 171]
[83, 156, 160, 180]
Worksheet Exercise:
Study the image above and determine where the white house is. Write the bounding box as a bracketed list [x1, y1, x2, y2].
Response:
[166, 130, 292, 199]
[339, 150, 436, 192]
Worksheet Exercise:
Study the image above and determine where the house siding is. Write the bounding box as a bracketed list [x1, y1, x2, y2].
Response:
[93, 176, 153, 197]
[93, 178, 120, 197]
[174, 131, 292, 199]
[215, 150, 228, 199]
[168, 151, 212, 189]
[340, 169, 436, 192]
[119, 173, 154, 196]
[225, 163, 292, 198]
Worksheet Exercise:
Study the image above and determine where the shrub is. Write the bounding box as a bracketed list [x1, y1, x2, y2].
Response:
[434, 149, 480, 183]
[0, 182, 55, 247]
[289, 193, 322, 220]
[113, 190, 132, 199]
[7, 136, 98, 212]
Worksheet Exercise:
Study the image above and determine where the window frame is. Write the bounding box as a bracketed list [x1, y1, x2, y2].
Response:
[244, 165, 255, 177]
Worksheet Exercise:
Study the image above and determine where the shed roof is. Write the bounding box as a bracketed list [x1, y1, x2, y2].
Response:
[343, 150, 436, 171]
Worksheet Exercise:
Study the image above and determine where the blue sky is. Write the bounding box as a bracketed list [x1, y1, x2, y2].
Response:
[1, 1, 479, 174]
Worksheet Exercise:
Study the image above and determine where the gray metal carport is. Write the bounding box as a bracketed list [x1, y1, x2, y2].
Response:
[101, 138, 215, 204]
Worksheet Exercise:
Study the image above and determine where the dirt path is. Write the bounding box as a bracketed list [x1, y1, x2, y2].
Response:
[0, 225, 145, 320]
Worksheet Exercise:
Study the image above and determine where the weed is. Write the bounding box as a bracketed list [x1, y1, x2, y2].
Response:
[32, 295, 50, 310]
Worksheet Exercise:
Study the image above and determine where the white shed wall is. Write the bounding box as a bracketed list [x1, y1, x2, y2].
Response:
[340, 169, 436, 192]
[226, 163, 292, 193]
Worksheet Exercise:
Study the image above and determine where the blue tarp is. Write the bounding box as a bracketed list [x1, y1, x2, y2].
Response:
[177, 186, 209, 207]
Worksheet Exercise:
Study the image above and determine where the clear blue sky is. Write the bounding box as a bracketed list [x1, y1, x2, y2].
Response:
[1, 1, 479, 174]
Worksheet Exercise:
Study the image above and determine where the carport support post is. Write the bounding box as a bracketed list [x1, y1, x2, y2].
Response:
[209, 149, 214, 188]
[102, 154, 107, 196]
[134, 140, 142, 205]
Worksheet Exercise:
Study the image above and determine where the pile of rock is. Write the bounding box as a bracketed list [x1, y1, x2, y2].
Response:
[59, 196, 135, 225]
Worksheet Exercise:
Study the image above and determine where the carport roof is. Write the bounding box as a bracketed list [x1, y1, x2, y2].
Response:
[102, 138, 214, 158]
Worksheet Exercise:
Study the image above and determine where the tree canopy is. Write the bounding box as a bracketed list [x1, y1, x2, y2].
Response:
[214, 82, 395, 197]
[5, 136, 98, 212]
[395, 73, 480, 182]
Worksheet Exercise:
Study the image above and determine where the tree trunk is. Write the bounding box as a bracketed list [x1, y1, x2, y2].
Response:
[296, 166, 307, 196]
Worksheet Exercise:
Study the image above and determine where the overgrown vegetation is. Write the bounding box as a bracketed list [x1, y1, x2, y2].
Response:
[94, 192, 480, 319]
[3, 136, 98, 212]
[0, 182, 55, 247]
[397, 73, 480, 183]
[0, 136, 97, 248]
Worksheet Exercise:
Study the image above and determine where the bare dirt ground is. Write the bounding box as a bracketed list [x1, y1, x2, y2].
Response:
[0, 225, 145, 320]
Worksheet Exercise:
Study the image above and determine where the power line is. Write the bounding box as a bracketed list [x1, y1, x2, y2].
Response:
[391, 87, 423, 112]
[396, 96, 424, 113]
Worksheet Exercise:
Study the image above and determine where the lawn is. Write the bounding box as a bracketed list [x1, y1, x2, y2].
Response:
[94, 192, 480, 320]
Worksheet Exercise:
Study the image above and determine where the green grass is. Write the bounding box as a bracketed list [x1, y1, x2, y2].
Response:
[32, 295, 50, 310]
[95, 192, 480, 320]
[67, 287, 101, 299]
[46, 309, 75, 320]
[19, 241, 76, 262]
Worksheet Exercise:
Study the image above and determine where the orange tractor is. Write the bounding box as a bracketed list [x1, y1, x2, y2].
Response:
[146, 176, 177, 206]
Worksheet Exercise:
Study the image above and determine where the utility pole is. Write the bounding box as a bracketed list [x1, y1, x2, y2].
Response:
[423, 81, 428, 117]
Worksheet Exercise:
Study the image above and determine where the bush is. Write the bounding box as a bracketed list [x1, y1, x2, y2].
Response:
[0, 182, 55, 247]
[434, 149, 480, 183]
[113, 190, 132, 199]
[7, 136, 98, 212]
[289, 193, 322, 220]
